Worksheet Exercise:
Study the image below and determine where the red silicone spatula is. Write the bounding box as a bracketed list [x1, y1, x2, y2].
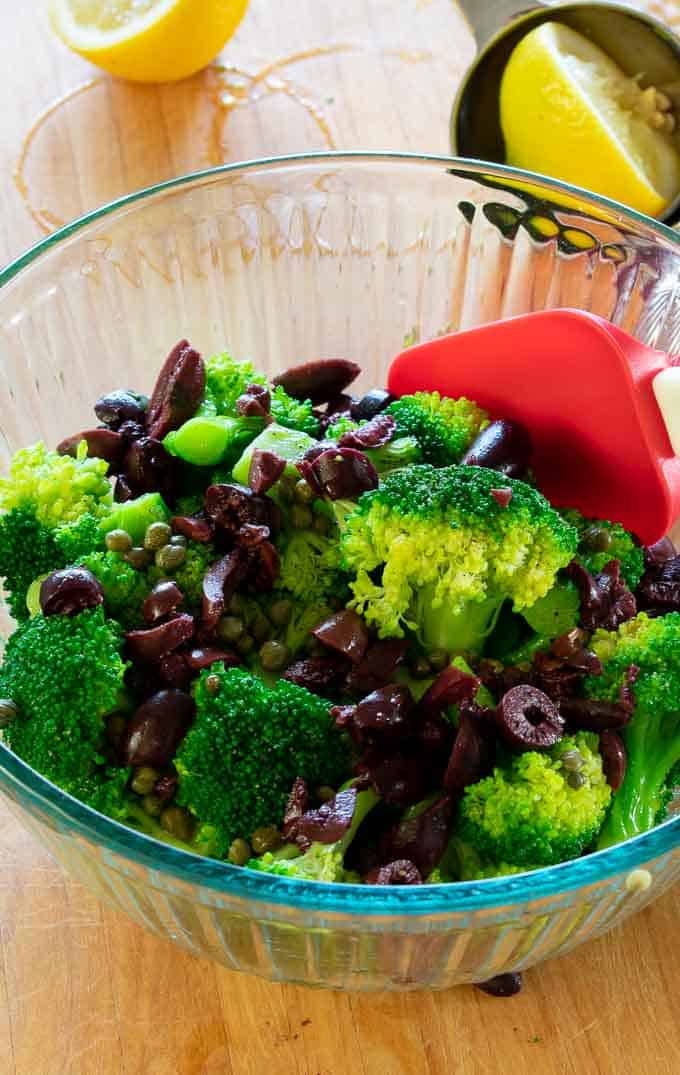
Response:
[387, 308, 680, 545]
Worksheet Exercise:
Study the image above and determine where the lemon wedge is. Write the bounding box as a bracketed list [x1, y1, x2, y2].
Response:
[500, 21, 680, 217]
[49, 0, 248, 83]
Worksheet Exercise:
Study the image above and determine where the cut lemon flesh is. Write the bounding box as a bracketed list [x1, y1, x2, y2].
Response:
[500, 21, 680, 217]
[49, 0, 248, 83]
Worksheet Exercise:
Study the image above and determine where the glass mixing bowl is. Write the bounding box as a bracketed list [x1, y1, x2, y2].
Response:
[0, 153, 678, 992]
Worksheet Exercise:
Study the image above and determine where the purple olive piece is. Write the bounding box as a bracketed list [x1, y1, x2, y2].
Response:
[248, 449, 286, 495]
[170, 514, 214, 544]
[125, 614, 195, 664]
[117, 420, 146, 443]
[351, 389, 395, 422]
[202, 549, 247, 631]
[154, 774, 178, 802]
[420, 664, 481, 712]
[495, 684, 564, 750]
[244, 538, 281, 591]
[57, 428, 126, 466]
[490, 487, 513, 509]
[39, 568, 104, 617]
[643, 537, 676, 568]
[444, 705, 495, 794]
[114, 475, 135, 502]
[282, 656, 350, 694]
[419, 713, 455, 756]
[272, 358, 361, 404]
[346, 638, 410, 696]
[312, 609, 370, 664]
[236, 383, 271, 418]
[185, 646, 240, 671]
[550, 628, 596, 665]
[237, 523, 271, 547]
[124, 436, 178, 498]
[361, 753, 429, 806]
[475, 973, 523, 997]
[281, 777, 310, 842]
[559, 697, 633, 732]
[460, 419, 532, 478]
[637, 555, 680, 613]
[146, 339, 205, 440]
[338, 414, 397, 450]
[158, 652, 192, 690]
[351, 684, 415, 739]
[378, 795, 454, 876]
[600, 729, 627, 791]
[122, 689, 195, 767]
[567, 560, 637, 632]
[95, 389, 148, 429]
[310, 447, 379, 500]
[293, 786, 358, 845]
[204, 483, 273, 534]
[142, 581, 184, 625]
[365, 860, 422, 885]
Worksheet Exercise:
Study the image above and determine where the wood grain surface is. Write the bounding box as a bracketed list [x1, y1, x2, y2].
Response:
[0, 2, 678, 1073]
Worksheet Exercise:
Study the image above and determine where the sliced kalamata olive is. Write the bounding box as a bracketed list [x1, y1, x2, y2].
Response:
[238, 523, 271, 547]
[460, 419, 532, 479]
[114, 475, 135, 502]
[490, 487, 513, 509]
[637, 555, 680, 612]
[338, 414, 396, 450]
[117, 420, 146, 443]
[124, 436, 179, 498]
[559, 697, 633, 731]
[282, 777, 310, 841]
[125, 614, 195, 663]
[95, 389, 148, 429]
[205, 483, 273, 534]
[154, 773, 178, 802]
[202, 550, 247, 631]
[365, 859, 422, 885]
[420, 664, 481, 712]
[142, 581, 184, 625]
[567, 560, 637, 632]
[362, 753, 429, 806]
[185, 646, 240, 671]
[170, 514, 214, 544]
[293, 786, 358, 845]
[245, 539, 280, 591]
[346, 638, 410, 695]
[146, 339, 205, 440]
[57, 428, 126, 466]
[419, 713, 455, 755]
[550, 628, 595, 664]
[122, 688, 195, 767]
[272, 358, 361, 404]
[600, 729, 627, 791]
[282, 656, 350, 694]
[378, 795, 453, 876]
[643, 537, 676, 568]
[444, 705, 495, 794]
[495, 684, 564, 750]
[237, 383, 271, 418]
[351, 685, 415, 740]
[475, 973, 523, 997]
[248, 449, 286, 495]
[351, 389, 394, 422]
[39, 568, 104, 617]
[312, 609, 370, 664]
[158, 652, 192, 690]
[310, 447, 378, 500]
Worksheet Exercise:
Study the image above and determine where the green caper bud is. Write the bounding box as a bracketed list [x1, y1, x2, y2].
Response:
[411, 655, 432, 679]
[583, 526, 612, 552]
[428, 649, 449, 672]
[228, 838, 252, 866]
[144, 521, 172, 550]
[124, 546, 152, 570]
[105, 528, 133, 553]
[236, 632, 255, 656]
[290, 505, 313, 530]
[269, 599, 293, 627]
[228, 593, 243, 615]
[217, 616, 244, 644]
[155, 544, 187, 572]
[567, 770, 586, 790]
[294, 478, 315, 504]
[250, 825, 282, 855]
[315, 785, 336, 803]
[105, 711, 127, 744]
[259, 640, 291, 672]
[142, 793, 163, 817]
[560, 749, 584, 772]
[131, 766, 160, 796]
[251, 612, 272, 643]
[0, 699, 19, 728]
[205, 673, 221, 695]
[170, 533, 187, 547]
[313, 513, 331, 536]
[160, 805, 195, 842]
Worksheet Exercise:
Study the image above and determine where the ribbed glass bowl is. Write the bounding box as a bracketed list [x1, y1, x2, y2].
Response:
[0, 154, 678, 992]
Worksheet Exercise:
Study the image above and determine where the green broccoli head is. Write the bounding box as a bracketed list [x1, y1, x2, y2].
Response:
[386, 392, 488, 466]
[0, 441, 112, 528]
[270, 385, 320, 437]
[278, 527, 346, 606]
[586, 612, 680, 847]
[54, 512, 106, 562]
[203, 352, 267, 415]
[563, 509, 644, 590]
[457, 733, 611, 868]
[0, 608, 129, 810]
[149, 540, 216, 611]
[174, 667, 351, 856]
[325, 417, 422, 475]
[77, 551, 151, 628]
[0, 508, 65, 621]
[341, 464, 578, 653]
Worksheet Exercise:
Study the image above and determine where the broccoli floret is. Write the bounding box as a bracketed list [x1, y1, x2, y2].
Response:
[586, 612, 680, 847]
[0, 508, 65, 620]
[457, 733, 611, 868]
[204, 352, 267, 415]
[563, 509, 644, 590]
[278, 528, 345, 605]
[341, 464, 578, 653]
[77, 551, 150, 627]
[54, 512, 105, 562]
[386, 392, 488, 466]
[270, 385, 320, 437]
[149, 540, 216, 610]
[247, 786, 379, 882]
[0, 441, 112, 528]
[325, 417, 360, 440]
[174, 667, 351, 856]
[325, 418, 422, 475]
[0, 608, 130, 817]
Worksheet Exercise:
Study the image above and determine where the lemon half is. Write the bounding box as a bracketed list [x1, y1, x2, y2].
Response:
[500, 21, 680, 217]
[49, 0, 248, 83]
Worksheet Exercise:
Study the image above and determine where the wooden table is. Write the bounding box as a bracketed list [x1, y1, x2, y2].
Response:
[0, 2, 678, 1072]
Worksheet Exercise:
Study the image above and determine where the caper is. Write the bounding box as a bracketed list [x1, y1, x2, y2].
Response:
[205, 673, 221, 695]
[411, 655, 432, 679]
[428, 648, 449, 672]
[142, 793, 163, 817]
[294, 478, 315, 504]
[567, 771, 586, 790]
[170, 533, 187, 547]
[236, 632, 255, 656]
[560, 749, 584, 772]
[105, 528, 133, 553]
[124, 546, 152, 570]
[155, 544, 186, 572]
[250, 825, 282, 855]
[0, 699, 19, 728]
[269, 599, 293, 627]
[251, 612, 272, 644]
[228, 838, 252, 866]
[313, 513, 331, 536]
[290, 505, 313, 530]
[144, 521, 172, 550]
[315, 785, 336, 803]
[217, 616, 244, 644]
[160, 805, 195, 842]
[583, 526, 612, 553]
[105, 711, 127, 744]
[259, 640, 291, 672]
[131, 766, 160, 796]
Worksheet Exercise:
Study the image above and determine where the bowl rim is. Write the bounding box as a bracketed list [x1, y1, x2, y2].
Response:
[0, 151, 678, 916]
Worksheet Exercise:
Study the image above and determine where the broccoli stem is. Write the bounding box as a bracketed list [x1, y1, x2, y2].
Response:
[418, 594, 503, 655]
[597, 723, 680, 848]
